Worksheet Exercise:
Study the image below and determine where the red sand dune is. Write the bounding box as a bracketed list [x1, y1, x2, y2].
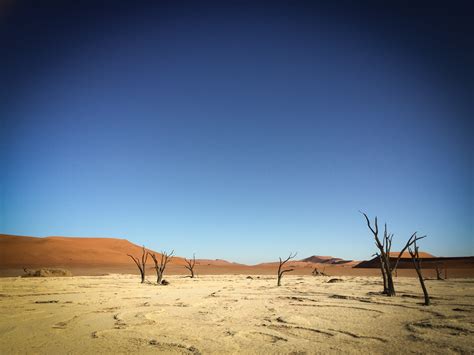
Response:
[0, 234, 186, 268]
[388, 251, 435, 258]
[300, 255, 355, 265]
[195, 259, 245, 266]
[301, 255, 337, 262]
[1, 234, 472, 278]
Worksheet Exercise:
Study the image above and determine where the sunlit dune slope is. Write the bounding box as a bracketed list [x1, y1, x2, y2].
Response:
[0, 234, 186, 268]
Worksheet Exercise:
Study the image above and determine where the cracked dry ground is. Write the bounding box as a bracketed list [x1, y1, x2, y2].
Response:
[0, 274, 473, 354]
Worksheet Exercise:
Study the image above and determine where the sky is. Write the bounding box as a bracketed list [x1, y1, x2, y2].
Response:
[1, 1, 472, 264]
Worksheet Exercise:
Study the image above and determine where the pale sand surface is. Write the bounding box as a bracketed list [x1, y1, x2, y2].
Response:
[0, 275, 473, 354]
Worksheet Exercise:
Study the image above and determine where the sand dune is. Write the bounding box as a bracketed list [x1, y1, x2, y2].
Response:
[388, 251, 435, 258]
[1, 234, 473, 278]
[0, 234, 187, 267]
[300, 255, 354, 265]
[0, 274, 472, 354]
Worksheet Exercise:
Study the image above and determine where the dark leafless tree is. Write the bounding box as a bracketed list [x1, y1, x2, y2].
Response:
[312, 267, 327, 276]
[408, 239, 430, 306]
[184, 253, 196, 278]
[434, 262, 444, 280]
[127, 245, 148, 283]
[149, 250, 174, 284]
[277, 252, 297, 286]
[361, 212, 425, 296]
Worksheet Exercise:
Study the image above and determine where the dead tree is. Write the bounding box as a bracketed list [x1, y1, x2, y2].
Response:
[184, 253, 196, 278]
[434, 262, 444, 280]
[149, 250, 174, 284]
[312, 267, 327, 276]
[127, 245, 148, 283]
[361, 212, 424, 296]
[408, 239, 430, 306]
[277, 252, 297, 286]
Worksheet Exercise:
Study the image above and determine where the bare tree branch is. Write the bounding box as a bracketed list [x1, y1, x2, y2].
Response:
[393, 233, 426, 272]
[149, 250, 174, 285]
[277, 252, 297, 286]
[408, 239, 430, 306]
[184, 253, 196, 278]
[127, 246, 148, 283]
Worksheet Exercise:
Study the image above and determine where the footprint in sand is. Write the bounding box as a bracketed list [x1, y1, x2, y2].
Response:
[114, 310, 158, 328]
[113, 313, 127, 329]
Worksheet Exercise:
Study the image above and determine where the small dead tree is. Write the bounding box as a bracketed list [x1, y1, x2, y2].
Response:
[312, 267, 327, 276]
[361, 212, 424, 296]
[277, 252, 297, 286]
[184, 253, 196, 278]
[408, 239, 430, 306]
[434, 262, 444, 280]
[127, 245, 148, 283]
[149, 250, 174, 284]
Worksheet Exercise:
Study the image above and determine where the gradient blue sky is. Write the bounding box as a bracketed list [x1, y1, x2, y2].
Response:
[1, 2, 472, 263]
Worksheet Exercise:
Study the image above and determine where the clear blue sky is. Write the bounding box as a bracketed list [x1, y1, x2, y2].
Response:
[1, 2, 472, 263]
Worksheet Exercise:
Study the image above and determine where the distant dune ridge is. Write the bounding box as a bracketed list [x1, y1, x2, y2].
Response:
[0, 234, 349, 270]
[0, 234, 187, 268]
[0, 234, 473, 278]
[300, 255, 354, 265]
[355, 252, 474, 270]
[388, 251, 435, 258]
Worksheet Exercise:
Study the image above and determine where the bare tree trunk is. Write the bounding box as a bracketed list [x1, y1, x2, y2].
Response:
[418, 270, 430, 306]
[149, 250, 174, 285]
[378, 255, 388, 294]
[409, 241, 430, 306]
[382, 254, 396, 296]
[127, 246, 148, 283]
[277, 252, 297, 286]
[361, 212, 424, 297]
[385, 270, 396, 296]
[435, 263, 444, 280]
[184, 254, 196, 278]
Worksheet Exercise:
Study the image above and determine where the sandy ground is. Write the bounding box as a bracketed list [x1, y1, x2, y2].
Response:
[3, 264, 472, 278]
[0, 275, 473, 354]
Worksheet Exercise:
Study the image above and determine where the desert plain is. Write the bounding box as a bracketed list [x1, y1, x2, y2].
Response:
[1, 234, 473, 354]
[1, 273, 473, 354]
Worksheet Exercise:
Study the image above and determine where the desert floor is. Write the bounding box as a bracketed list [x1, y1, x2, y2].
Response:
[0, 274, 473, 354]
